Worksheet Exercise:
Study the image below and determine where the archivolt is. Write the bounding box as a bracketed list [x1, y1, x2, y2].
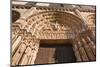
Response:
[24, 11, 86, 36]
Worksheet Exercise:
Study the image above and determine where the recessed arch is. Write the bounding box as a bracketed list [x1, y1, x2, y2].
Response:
[25, 11, 87, 37]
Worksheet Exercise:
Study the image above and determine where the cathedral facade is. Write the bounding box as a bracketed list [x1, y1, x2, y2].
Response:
[12, 1, 96, 66]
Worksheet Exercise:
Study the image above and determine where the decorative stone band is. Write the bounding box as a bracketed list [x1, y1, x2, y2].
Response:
[37, 31, 75, 39]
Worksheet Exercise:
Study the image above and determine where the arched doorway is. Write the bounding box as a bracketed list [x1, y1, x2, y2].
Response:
[12, 9, 96, 66]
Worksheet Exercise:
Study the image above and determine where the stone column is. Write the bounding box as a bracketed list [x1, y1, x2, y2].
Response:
[74, 35, 89, 61]
[12, 35, 22, 56]
[86, 30, 96, 43]
[21, 46, 32, 65]
[12, 25, 23, 57]
[18, 33, 31, 65]
[77, 41, 89, 61]
[28, 40, 40, 64]
[83, 34, 96, 56]
[12, 42, 26, 66]
[82, 31, 96, 56]
[18, 35, 40, 65]
[12, 29, 28, 66]
[80, 37, 95, 61]
[72, 40, 82, 62]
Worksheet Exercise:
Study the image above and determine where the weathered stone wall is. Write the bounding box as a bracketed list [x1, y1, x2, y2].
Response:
[12, 2, 96, 66]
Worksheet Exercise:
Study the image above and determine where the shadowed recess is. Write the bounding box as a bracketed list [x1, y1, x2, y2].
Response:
[35, 40, 76, 64]
[12, 10, 20, 22]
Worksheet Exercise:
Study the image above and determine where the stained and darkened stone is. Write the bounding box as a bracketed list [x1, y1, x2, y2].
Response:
[12, 10, 20, 22]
